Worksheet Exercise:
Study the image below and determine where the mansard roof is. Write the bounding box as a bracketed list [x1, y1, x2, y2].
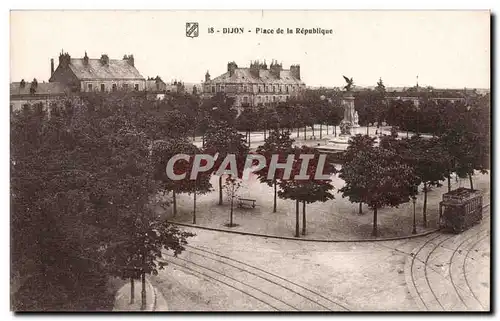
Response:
[209, 68, 304, 85]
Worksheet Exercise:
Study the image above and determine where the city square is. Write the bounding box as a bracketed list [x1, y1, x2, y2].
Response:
[9, 10, 491, 312]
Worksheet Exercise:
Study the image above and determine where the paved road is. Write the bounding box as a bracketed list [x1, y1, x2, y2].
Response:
[150, 206, 490, 311]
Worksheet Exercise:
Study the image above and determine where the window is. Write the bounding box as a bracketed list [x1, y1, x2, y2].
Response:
[286, 86, 289, 93]
[134, 84, 139, 91]
[112, 84, 117, 92]
[123, 83, 128, 90]
[279, 86, 282, 92]
[258, 86, 261, 93]
[243, 96, 248, 103]
[243, 85, 247, 93]
[88, 83, 93, 91]
[273, 96, 276, 102]
[211, 86, 215, 93]
[100, 84, 105, 92]
[273, 86, 276, 92]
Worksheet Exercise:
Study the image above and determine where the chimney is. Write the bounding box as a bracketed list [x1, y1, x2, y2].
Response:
[83, 51, 89, 65]
[50, 59, 54, 75]
[100, 54, 109, 66]
[270, 60, 283, 79]
[58, 51, 71, 67]
[123, 54, 134, 67]
[227, 61, 238, 77]
[290, 64, 301, 80]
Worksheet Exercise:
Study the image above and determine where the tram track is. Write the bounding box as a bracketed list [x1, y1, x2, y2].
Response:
[159, 244, 350, 311]
[407, 204, 490, 311]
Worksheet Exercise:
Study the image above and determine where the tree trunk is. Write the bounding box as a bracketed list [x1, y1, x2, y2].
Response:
[273, 181, 277, 213]
[295, 199, 300, 237]
[406, 130, 409, 138]
[230, 194, 234, 226]
[302, 201, 306, 235]
[193, 186, 197, 224]
[447, 171, 451, 192]
[469, 172, 474, 190]
[303, 126, 306, 140]
[359, 202, 363, 214]
[297, 127, 299, 138]
[366, 124, 369, 135]
[219, 176, 223, 205]
[172, 190, 177, 216]
[423, 182, 428, 228]
[202, 134, 205, 148]
[140, 272, 146, 311]
[334, 125, 337, 137]
[372, 207, 378, 237]
[312, 125, 315, 138]
[320, 123, 322, 139]
[130, 277, 135, 304]
[326, 124, 329, 135]
[264, 128, 267, 140]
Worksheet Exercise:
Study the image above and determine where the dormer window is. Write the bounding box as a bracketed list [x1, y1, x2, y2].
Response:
[88, 84, 93, 91]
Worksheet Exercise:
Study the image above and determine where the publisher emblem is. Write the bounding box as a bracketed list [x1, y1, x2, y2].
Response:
[186, 22, 199, 38]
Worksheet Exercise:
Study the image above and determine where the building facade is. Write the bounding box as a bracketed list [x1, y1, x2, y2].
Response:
[49, 51, 146, 93]
[10, 80, 68, 112]
[202, 60, 306, 109]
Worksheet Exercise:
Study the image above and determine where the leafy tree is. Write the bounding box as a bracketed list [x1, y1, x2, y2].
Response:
[373, 78, 388, 128]
[200, 93, 237, 126]
[256, 129, 295, 213]
[278, 146, 336, 237]
[403, 136, 447, 227]
[11, 95, 195, 310]
[152, 138, 212, 218]
[342, 135, 377, 214]
[340, 142, 417, 237]
[326, 105, 344, 137]
[204, 121, 249, 205]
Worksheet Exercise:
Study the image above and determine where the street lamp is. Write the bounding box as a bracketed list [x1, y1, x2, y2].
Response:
[412, 194, 417, 234]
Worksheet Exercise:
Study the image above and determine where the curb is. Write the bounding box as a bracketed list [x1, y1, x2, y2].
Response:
[170, 204, 490, 244]
[168, 221, 440, 243]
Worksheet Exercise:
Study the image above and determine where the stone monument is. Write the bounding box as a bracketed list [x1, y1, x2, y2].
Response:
[339, 76, 356, 135]
[317, 76, 358, 152]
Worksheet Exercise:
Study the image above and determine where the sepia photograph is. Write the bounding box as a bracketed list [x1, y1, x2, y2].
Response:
[9, 9, 491, 312]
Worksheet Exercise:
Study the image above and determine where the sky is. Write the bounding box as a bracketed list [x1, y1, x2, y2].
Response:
[10, 10, 490, 89]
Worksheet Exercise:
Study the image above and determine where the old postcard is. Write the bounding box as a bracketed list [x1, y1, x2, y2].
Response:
[10, 10, 490, 312]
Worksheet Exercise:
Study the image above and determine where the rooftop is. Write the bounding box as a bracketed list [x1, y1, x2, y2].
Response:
[210, 68, 303, 85]
[67, 58, 145, 80]
[10, 81, 67, 96]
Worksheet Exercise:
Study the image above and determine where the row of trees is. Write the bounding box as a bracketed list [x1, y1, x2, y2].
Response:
[340, 91, 489, 236]
[11, 83, 489, 309]
[11, 96, 200, 310]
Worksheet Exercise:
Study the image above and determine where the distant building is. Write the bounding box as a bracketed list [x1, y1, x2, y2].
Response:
[49, 51, 146, 92]
[146, 76, 167, 93]
[202, 60, 306, 109]
[10, 79, 68, 112]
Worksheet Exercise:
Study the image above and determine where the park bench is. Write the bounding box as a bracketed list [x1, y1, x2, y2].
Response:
[238, 197, 257, 209]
